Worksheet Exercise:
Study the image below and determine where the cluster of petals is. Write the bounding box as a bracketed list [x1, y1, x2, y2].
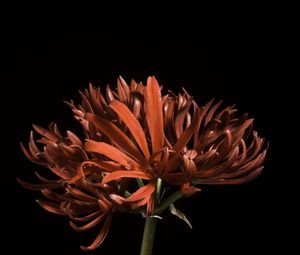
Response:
[18, 76, 266, 251]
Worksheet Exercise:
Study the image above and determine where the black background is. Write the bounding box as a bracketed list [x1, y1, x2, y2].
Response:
[3, 2, 291, 255]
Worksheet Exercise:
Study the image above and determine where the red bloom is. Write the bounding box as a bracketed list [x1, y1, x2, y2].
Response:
[19, 76, 267, 251]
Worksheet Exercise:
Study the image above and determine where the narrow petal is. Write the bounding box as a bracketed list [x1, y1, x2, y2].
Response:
[29, 131, 40, 155]
[85, 140, 139, 167]
[80, 215, 113, 251]
[194, 166, 264, 185]
[110, 100, 150, 159]
[17, 178, 61, 191]
[36, 199, 65, 215]
[32, 124, 59, 142]
[20, 142, 45, 165]
[70, 213, 105, 232]
[193, 99, 215, 147]
[67, 211, 101, 222]
[67, 131, 83, 147]
[102, 170, 151, 184]
[79, 90, 93, 113]
[125, 182, 155, 202]
[147, 193, 155, 216]
[180, 182, 201, 197]
[34, 171, 60, 183]
[65, 185, 98, 202]
[98, 199, 111, 214]
[173, 108, 200, 153]
[85, 113, 145, 164]
[205, 100, 223, 124]
[144, 76, 164, 153]
[41, 189, 68, 202]
[117, 76, 130, 103]
[174, 99, 193, 138]
[82, 160, 121, 173]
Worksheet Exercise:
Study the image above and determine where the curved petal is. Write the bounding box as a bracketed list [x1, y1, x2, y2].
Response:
[85, 113, 145, 164]
[36, 199, 66, 215]
[85, 140, 139, 167]
[17, 178, 61, 191]
[125, 182, 155, 202]
[110, 100, 150, 159]
[144, 76, 164, 153]
[70, 213, 105, 232]
[32, 124, 60, 142]
[102, 170, 151, 184]
[80, 214, 113, 251]
[173, 108, 200, 153]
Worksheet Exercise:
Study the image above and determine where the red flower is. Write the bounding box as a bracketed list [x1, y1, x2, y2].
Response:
[19, 76, 267, 251]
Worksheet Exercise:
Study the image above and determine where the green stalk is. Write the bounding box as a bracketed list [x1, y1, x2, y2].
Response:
[136, 178, 145, 188]
[156, 178, 162, 201]
[155, 190, 183, 214]
[140, 180, 183, 255]
[140, 216, 158, 255]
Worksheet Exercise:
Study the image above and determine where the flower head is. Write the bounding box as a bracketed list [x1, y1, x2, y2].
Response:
[19, 76, 267, 251]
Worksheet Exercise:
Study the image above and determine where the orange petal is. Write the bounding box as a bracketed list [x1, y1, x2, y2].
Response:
[85, 140, 139, 167]
[17, 178, 61, 191]
[173, 108, 200, 153]
[110, 100, 150, 159]
[174, 99, 193, 138]
[180, 182, 201, 197]
[147, 193, 155, 216]
[32, 124, 59, 142]
[194, 166, 264, 185]
[102, 170, 151, 184]
[70, 213, 105, 232]
[67, 130, 83, 146]
[80, 215, 113, 251]
[36, 199, 66, 215]
[117, 76, 130, 103]
[65, 185, 98, 202]
[144, 76, 164, 153]
[20, 142, 45, 165]
[85, 113, 145, 164]
[205, 100, 223, 124]
[125, 182, 155, 202]
[67, 211, 101, 222]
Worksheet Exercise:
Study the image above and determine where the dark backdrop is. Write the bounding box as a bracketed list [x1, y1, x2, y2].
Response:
[3, 2, 289, 255]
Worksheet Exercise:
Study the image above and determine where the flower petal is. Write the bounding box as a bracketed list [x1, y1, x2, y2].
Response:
[194, 166, 264, 185]
[67, 211, 101, 222]
[70, 213, 105, 232]
[67, 130, 83, 147]
[102, 170, 151, 184]
[65, 185, 98, 202]
[173, 108, 200, 153]
[125, 182, 155, 202]
[85, 113, 145, 164]
[17, 178, 61, 191]
[117, 76, 130, 103]
[110, 100, 150, 159]
[144, 76, 164, 153]
[36, 199, 66, 215]
[80, 215, 113, 251]
[175, 99, 193, 137]
[20, 142, 45, 165]
[32, 124, 60, 142]
[85, 140, 139, 167]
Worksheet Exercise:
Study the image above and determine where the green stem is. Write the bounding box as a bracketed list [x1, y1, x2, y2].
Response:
[156, 178, 162, 201]
[155, 190, 183, 215]
[136, 178, 144, 188]
[140, 216, 158, 255]
[140, 184, 183, 255]
[139, 178, 162, 255]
